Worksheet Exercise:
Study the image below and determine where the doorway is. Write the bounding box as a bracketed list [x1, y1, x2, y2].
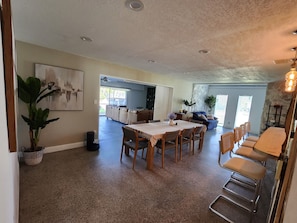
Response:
[234, 96, 253, 127]
[214, 95, 228, 126]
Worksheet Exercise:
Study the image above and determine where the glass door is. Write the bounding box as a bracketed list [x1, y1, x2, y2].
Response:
[214, 95, 228, 126]
[234, 96, 253, 127]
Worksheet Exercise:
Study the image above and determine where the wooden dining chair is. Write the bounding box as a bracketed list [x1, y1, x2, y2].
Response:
[179, 127, 194, 160]
[192, 125, 207, 154]
[132, 120, 147, 124]
[148, 119, 161, 123]
[209, 132, 266, 222]
[120, 126, 148, 169]
[155, 130, 180, 168]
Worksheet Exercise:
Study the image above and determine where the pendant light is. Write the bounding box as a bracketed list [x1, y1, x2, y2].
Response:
[285, 48, 297, 92]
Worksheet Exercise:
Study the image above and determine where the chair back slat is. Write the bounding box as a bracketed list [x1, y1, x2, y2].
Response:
[233, 127, 241, 144]
[164, 130, 180, 141]
[193, 126, 203, 135]
[122, 127, 137, 141]
[148, 120, 161, 123]
[240, 124, 246, 139]
[220, 132, 234, 154]
[182, 128, 193, 138]
[245, 122, 251, 134]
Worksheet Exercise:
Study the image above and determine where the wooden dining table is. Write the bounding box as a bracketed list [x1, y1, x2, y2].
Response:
[125, 120, 204, 170]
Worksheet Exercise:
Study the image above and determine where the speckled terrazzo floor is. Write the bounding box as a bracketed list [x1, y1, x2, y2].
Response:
[19, 116, 276, 223]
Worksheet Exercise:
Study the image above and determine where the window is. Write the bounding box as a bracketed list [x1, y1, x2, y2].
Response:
[99, 87, 127, 115]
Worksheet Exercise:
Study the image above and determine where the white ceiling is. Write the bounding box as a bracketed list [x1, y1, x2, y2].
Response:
[10, 0, 297, 84]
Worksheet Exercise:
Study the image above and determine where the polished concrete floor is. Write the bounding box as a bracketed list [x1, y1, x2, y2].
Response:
[19, 117, 276, 223]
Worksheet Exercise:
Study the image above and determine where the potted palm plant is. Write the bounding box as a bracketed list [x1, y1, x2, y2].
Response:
[18, 75, 60, 165]
[204, 95, 216, 114]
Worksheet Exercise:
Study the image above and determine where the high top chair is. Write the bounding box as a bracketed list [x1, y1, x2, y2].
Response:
[240, 124, 256, 148]
[233, 127, 267, 165]
[209, 132, 266, 223]
[245, 121, 259, 142]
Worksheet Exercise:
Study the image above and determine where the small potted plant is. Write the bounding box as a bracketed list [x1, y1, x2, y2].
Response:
[168, 112, 177, 126]
[18, 75, 60, 165]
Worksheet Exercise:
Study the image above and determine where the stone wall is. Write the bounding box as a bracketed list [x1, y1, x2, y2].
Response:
[191, 84, 209, 112]
[261, 80, 293, 131]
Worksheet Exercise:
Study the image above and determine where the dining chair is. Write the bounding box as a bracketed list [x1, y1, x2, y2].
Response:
[148, 119, 161, 123]
[179, 127, 194, 160]
[209, 132, 266, 223]
[192, 125, 207, 154]
[132, 120, 147, 124]
[233, 127, 267, 165]
[155, 130, 180, 168]
[120, 126, 148, 169]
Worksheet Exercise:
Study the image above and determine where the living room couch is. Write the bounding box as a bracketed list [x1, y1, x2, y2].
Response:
[191, 111, 218, 130]
[106, 105, 153, 124]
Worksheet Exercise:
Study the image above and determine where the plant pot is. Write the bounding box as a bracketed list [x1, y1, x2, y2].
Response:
[23, 147, 44, 165]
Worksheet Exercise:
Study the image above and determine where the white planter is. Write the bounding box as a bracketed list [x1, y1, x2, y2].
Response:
[169, 119, 175, 126]
[23, 148, 44, 165]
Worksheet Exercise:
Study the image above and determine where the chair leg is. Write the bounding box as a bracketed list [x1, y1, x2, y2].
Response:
[175, 144, 178, 163]
[132, 148, 138, 170]
[162, 148, 165, 168]
[180, 142, 183, 161]
[120, 144, 124, 161]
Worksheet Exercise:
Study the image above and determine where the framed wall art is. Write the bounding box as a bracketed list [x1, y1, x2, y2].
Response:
[35, 63, 84, 111]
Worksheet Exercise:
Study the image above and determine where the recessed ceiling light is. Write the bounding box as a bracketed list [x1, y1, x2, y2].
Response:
[125, 0, 144, 11]
[198, 49, 210, 54]
[80, 36, 92, 42]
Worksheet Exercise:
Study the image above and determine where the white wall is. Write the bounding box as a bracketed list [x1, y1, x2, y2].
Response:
[208, 85, 267, 134]
[0, 11, 19, 222]
[16, 41, 194, 150]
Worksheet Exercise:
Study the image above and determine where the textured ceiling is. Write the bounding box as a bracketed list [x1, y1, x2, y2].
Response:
[10, 0, 297, 84]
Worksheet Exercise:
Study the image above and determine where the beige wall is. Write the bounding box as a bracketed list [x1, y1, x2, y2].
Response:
[16, 41, 193, 149]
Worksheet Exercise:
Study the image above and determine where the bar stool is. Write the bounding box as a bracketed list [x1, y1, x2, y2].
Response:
[209, 132, 266, 223]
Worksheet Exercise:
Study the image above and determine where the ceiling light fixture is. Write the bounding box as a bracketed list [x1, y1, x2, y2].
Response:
[125, 0, 144, 11]
[80, 36, 92, 42]
[285, 48, 297, 92]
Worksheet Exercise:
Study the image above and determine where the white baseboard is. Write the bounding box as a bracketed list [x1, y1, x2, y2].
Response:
[44, 141, 86, 154]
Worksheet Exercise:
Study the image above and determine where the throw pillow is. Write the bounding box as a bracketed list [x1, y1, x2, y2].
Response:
[207, 114, 214, 120]
[199, 114, 208, 121]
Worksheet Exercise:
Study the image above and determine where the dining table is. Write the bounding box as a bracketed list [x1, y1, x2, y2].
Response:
[125, 120, 204, 170]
